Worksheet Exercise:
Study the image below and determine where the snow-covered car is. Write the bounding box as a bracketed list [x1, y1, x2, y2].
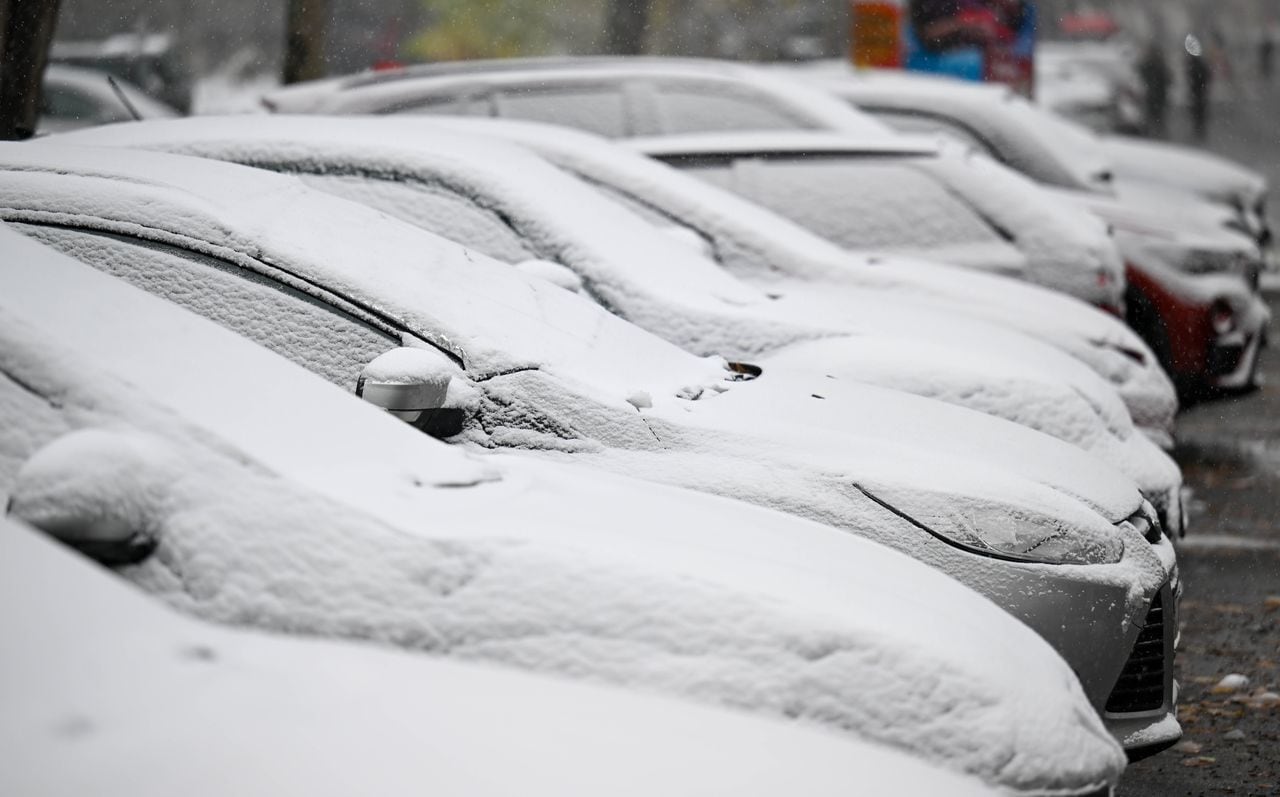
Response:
[1035, 41, 1148, 134]
[803, 67, 1269, 242]
[421, 114, 1179, 445]
[38, 63, 178, 135]
[260, 55, 894, 139]
[0, 145, 1181, 758]
[54, 115, 1182, 536]
[0, 226, 1126, 793]
[630, 130, 1125, 308]
[797, 71, 1271, 397]
[0, 520, 1004, 797]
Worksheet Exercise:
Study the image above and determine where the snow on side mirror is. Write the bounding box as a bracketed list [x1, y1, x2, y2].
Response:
[7, 429, 166, 566]
[357, 347, 464, 438]
[515, 259, 584, 293]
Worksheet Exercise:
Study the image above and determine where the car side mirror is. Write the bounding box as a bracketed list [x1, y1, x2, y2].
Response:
[515, 259, 584, 293]
[357, 347, 464, 438]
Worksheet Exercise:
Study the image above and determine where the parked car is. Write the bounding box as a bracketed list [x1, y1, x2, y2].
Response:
[0, 226, 1125, 793]
[247, 56, 1182, 434]
[629, 130, 1124, 308]
[0, 521, 1004, 797]
[794, 70, 1271, 398]
[38, 64, 178, 135]
[50, 32, 193, 112]
[56, 115, 1182, 539]
[0, 145, 1181, 758]
[419, 115, 1179, 446]
[804, 68, 1269, 245]
[1036, 41, 1148, 134]
[261, 55, 894, 138]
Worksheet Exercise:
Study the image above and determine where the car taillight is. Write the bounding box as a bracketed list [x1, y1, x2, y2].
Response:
[1210, 300, 1236, 336]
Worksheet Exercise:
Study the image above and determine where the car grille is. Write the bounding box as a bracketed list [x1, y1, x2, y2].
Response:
[1105, 592, 1167, 714]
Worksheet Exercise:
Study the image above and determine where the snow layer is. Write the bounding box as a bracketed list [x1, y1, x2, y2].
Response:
[47, 117, 1178, 502]
[0, 149, 1172, 677]
[1100, 135, 1267, 208]
[8, 137, 1147, 516]
[415, 116, 1177, 434]
[0, 523, 1003, 797]
[686, 154, 1030, 275]
[0, 231, 1127, 792]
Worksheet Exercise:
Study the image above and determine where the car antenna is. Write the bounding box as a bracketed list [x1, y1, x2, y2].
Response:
[106, 76, 144, 121]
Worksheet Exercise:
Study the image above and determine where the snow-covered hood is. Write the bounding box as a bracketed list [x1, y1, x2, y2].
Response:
[1, 522, 1003, 797]
[1049, 183, 1262, 271]
[0, 228, 1125, 792]
[1101, 134, 1268, 210]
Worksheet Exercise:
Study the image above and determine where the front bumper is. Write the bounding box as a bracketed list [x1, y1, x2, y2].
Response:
[887, 505, 1180, 756]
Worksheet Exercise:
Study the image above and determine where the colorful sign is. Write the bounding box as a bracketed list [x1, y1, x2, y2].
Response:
[902, 0, 1036, 95]
[849, 1, 1036, 94]
[850, 2, 904, 69]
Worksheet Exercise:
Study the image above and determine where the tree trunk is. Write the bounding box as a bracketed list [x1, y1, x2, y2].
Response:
[606, 0, 653, 55]
[0, 0, 62, 140]
[283, 0, 327, 84]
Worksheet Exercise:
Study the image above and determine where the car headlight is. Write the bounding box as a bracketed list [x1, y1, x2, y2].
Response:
[857, 484, 1126, 566]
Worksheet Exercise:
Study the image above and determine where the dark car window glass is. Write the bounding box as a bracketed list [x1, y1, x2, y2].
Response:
[12, 224, 398, 392]
[870, 109, 998, 157]
[683, 157, 1006, 251]
[583, 177, 722, 261]
[492, 86, 628, 138]
[655, 84, 814, 134]
[395, 93, 490, 117]
[38, 85, 107, 122]
[297, 173, 537, 264]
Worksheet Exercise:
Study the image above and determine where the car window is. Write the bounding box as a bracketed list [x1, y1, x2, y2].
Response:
[492, 85, 629, 138]
[683, 157, 1007, 251]
[11, 224, 399, 392]
[869, 109, 999, 158]
[393, 92, 491, 117]
[296, 173, 538, 264]
[654, 83, 815, 134]
[39, 84, 109, 123]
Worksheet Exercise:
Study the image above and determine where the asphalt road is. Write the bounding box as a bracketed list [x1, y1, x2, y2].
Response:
[1118, 77, 1280, 797]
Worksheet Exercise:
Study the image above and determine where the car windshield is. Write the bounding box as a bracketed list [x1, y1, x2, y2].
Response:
[675, 154, 1021, 262]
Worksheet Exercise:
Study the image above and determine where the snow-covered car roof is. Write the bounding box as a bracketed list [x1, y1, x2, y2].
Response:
[0, 521, 1003, 797]
[802, 67, 1268, 227]
[261, 55, 894, 139]
[0, 226, 1127, 792]
[800, 68, 1115, 193]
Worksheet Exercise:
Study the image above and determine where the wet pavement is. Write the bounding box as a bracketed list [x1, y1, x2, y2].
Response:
[1118, 79, 1280, 794]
